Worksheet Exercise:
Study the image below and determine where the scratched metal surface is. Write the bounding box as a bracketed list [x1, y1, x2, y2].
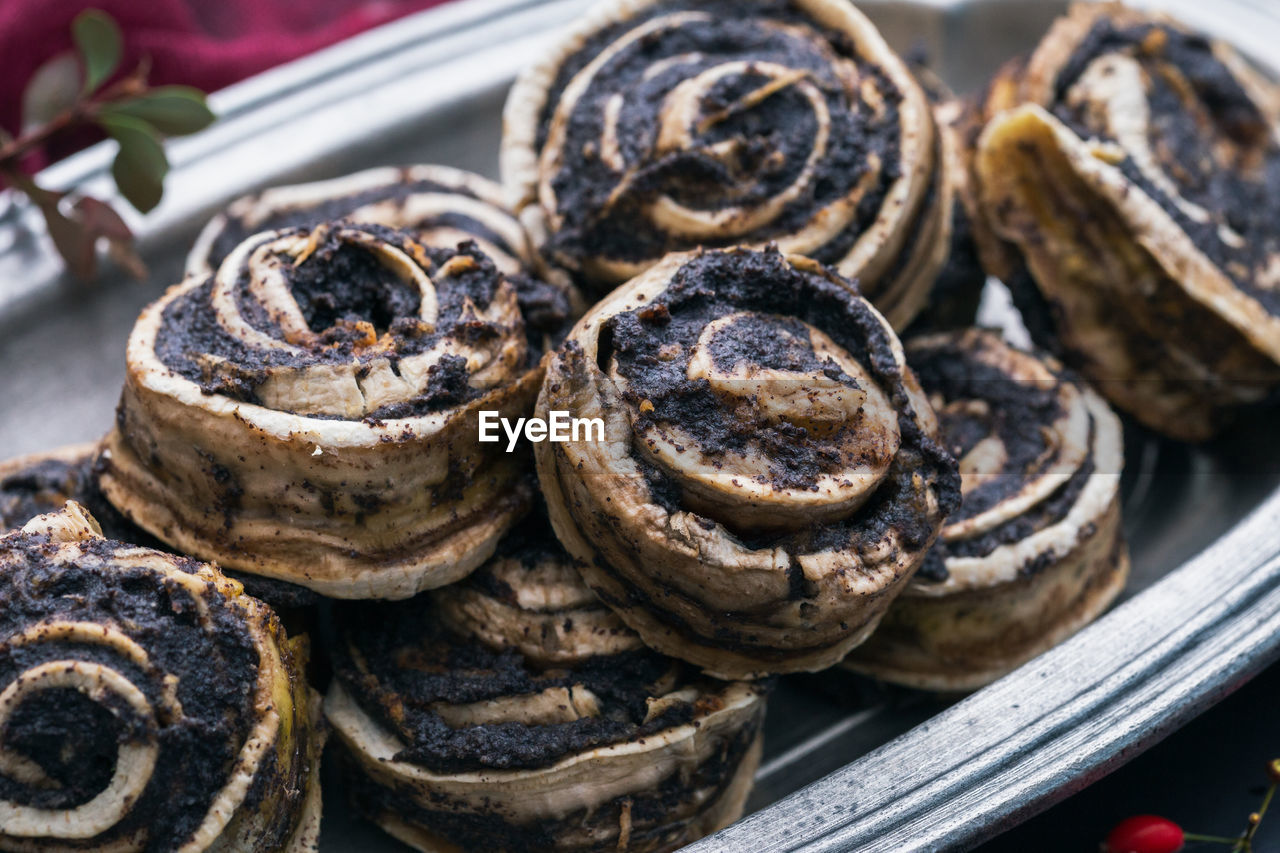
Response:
[1, 1, 1278, 850]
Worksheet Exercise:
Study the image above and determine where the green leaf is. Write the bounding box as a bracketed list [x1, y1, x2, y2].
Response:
[21, 53, 81, 133]
[101, 86, 215, 136]
[100, 114, 168, 213]
[73, 9, 123, 94]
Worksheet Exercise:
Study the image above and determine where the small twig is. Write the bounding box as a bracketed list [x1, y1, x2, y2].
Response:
[1183, 832, 1247, 845]
[3, 9, 211, 281]
[0, 63, 149, 168]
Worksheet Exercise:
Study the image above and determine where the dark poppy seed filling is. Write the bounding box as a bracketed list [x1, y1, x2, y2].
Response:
[504, 0, 951, 327]
[535, 246, 959, 679]
[102, 220, 544, 599]
[843, 329, 1129, 692]
[907, 331, 1104, 566]
[325, 510, 768, 852]
[0, 504, 320, 851]
[187, 164, 574, 354]
[912, 341, 1065, 521]
[603, 249, 919, 521]
[0, 455, 96, 535]
[336, 717, 762, 853]
[335, 601, 698, 772]
[534, 0, 899, 264]
[155, 223, 523, 419]
[285, 241, 423, 335]
[972, 3, 1280, 441]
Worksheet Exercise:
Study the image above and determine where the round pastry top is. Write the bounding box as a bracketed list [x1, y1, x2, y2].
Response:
[149, 222, 540, 421]
[562, 246, 953, 542]
[503, 0, 932, 286]
[0, 503, 289, 850]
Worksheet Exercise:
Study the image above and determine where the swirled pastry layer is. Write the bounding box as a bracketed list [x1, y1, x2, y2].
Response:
[535, 247, 959, 679]
[188, 165, 531, 276]
[99, 221, 560, 599]
[970, 2, 1280, 441]
[326, 512, 766, 852]
[845, 329, 1128, 691]
[186, 164, 579, 327]
[0, 503, 322, 851]
[0, 445, 321, 609]
[502, 0, 953, 327]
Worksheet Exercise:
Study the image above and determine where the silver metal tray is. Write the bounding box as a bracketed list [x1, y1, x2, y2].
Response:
[3, 0, 1279, 850]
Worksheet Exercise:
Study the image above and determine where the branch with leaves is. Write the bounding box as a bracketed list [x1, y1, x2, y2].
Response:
[0, 9, 215, 279]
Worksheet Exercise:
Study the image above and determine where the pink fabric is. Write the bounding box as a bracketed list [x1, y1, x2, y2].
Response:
[1, 0, 451, 165]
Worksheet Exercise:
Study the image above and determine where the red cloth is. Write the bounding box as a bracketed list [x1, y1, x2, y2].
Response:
[1, 0, 450, 165]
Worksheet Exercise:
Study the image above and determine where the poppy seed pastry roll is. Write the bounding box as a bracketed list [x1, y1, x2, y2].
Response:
[99, 221, 553, 599]
[844, 330, 1128, 691]
[325, 513, 767, 852]
[502, 0, 953, 328]
[534, 247, 960, 679]
[0, 502, 323, 851]
[971, 2, 1280, 441]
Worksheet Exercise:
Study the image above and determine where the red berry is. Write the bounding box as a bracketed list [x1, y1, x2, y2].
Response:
[1103, 815, 1184, 853]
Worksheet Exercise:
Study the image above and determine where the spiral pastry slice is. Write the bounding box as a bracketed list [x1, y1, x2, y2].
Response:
[502, 0, 952, 327]
[99, 221, 550, 599]
[326, 512, 767, 852]
[0, 503, 322, 851]
[971, 2, 1280, 440]
[844, 330, 1128, 691]
[534, 247, 959, 679]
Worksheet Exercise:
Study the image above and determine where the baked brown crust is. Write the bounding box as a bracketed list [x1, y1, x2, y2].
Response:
[0, 444, 322, 609]
[534, 246, 959, 679]
[99, 222, 546, 599]
[970, 2, 1280, 440]
[845, 330, 1129, 691]
[0, 503, 323, 851]
[501, 0, 952, 328]
[325, 513, 766, 852]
